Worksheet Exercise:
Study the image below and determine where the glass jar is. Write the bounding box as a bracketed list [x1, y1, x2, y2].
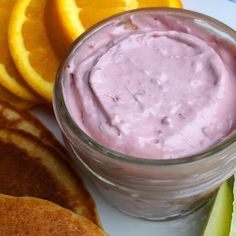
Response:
[53, 8, 236, 220]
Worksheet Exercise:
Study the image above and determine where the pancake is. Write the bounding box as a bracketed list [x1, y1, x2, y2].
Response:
[0, 194, 106, 235]
[0, 84, 33, 109]
[0, 126, 98, 225]
[0, 100, 65, 154]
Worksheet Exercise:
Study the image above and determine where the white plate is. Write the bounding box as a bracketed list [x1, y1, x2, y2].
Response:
[34, 1, 236, 235]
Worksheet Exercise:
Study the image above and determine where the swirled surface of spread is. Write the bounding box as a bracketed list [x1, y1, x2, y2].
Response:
[63, 14, 236, 159]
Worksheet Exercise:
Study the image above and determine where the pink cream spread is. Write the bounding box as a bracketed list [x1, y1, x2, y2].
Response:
[63, 13, 236, 159]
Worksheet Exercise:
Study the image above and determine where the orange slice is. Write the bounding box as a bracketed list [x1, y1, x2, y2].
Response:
[0, 0, 38, 102]
[8, 0, 59, 102]
[45, 0, 183, 58]
[137, 0, 182, 7]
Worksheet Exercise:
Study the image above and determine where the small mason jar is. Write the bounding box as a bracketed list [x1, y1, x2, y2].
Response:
[53, 8, 236, 220]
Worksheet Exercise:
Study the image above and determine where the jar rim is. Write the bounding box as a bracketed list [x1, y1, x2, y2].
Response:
[53, 7, 236, 166]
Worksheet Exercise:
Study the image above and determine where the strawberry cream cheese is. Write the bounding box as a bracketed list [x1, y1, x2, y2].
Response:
[63, 14, 236, 159]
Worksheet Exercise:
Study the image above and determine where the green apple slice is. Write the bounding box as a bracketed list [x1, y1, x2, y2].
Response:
[229, 175, 236, 236]
[202, 181, 233, 236]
